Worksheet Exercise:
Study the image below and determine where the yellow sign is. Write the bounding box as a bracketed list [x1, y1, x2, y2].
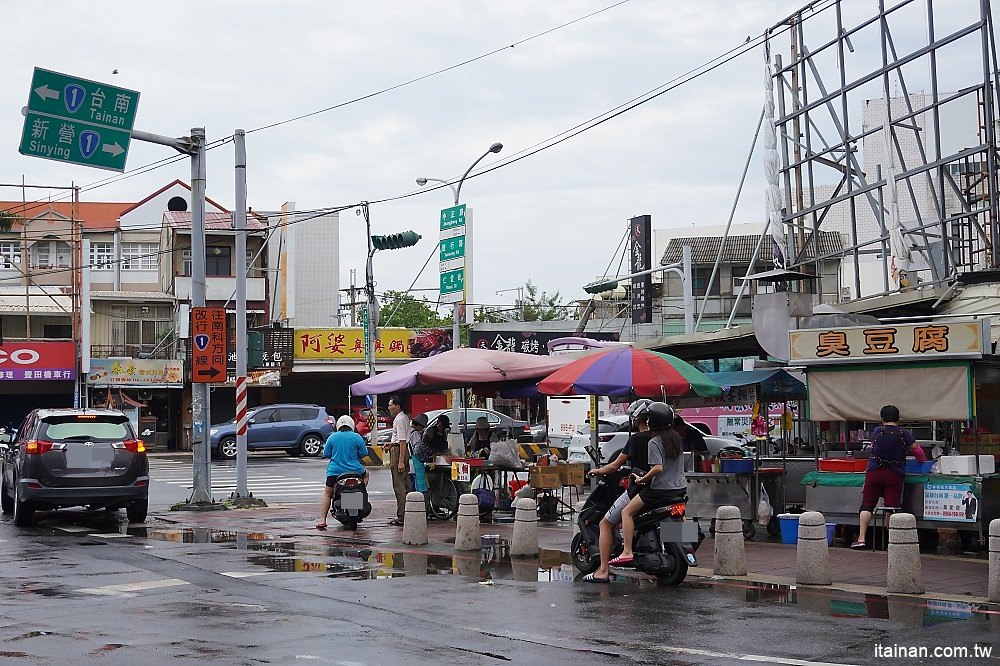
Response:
[789, 319, 987, 365]
[294, 327, 453, 360]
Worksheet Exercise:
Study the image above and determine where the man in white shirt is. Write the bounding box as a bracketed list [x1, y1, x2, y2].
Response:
[385, 395, 410, 526]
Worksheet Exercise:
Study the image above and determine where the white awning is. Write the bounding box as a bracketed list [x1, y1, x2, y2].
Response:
[0, 293, 72, 314]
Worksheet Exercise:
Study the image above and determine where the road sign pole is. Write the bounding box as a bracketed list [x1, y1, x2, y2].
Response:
[189, 128, 213, 504]
[234, 129, 249, 499]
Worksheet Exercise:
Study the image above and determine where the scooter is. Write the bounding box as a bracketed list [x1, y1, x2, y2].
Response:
[329, 473, 371, 530]
[572, 446, 703, 586]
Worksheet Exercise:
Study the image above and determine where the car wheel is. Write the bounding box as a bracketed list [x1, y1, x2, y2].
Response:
[126, 499, 148, 523]
[0, 474, 12, 515]
[299, 434, 323, 457]
[216, 437, 238, 460]
[12, 480, 35, 527]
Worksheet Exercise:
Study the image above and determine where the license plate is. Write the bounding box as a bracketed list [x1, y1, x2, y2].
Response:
[660, 520, 698, 544]
[66, 445, 112, 468]
[340, 491, 364, 510]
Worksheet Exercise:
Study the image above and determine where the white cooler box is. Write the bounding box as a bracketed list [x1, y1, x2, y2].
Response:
[939, 455, 996, 475]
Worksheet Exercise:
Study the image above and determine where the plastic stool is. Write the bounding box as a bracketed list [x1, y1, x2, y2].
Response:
[871, 506, 900, 550]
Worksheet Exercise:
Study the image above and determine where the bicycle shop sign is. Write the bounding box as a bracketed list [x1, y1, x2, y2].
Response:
[0, 342, 76, 380]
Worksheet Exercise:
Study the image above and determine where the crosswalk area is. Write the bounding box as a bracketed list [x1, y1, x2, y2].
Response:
[149, 457, 330, 504]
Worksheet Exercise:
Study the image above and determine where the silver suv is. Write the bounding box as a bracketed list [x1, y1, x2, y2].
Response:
[1, 408, 149, 526]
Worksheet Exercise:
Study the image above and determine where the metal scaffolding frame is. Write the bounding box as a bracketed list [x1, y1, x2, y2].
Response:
[762, 0, 1000, 304]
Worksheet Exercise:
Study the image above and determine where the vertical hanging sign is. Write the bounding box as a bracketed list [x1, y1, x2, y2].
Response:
[630, 215, 652, 324]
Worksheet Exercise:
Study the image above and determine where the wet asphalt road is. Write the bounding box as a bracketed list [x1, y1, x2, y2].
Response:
[0, 501, 997, 665]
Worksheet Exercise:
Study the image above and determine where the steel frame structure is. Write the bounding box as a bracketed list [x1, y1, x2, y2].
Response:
[764, 0, 1000, 302]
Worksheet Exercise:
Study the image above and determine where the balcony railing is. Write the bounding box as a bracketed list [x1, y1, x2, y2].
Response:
[90, 344, 175, 360]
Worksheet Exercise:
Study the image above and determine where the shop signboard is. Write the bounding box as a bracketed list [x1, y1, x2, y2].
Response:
[789, 319, 988, 365]
[0, 341, 76, 380]
[223, 369, 281, 387]
[675, 385, 757, 409]
[469, 330, 620, 356]
[630, 214, 652, 324]
[923, 482, 978, 522]
[295, 327, 453, 360]
[87, 358, 183, 388]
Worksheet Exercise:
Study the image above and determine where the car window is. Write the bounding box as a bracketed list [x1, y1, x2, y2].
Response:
[253, 408, 276, 423]
[488, 413, 501, 425]
[300, 408, 319, 420]
[39, 415, 133, 441]
[277, 407, 303, 422]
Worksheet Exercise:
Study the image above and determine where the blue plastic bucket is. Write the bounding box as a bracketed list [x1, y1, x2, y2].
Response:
[826, 523, 836, 546]
[778, 514, 799, 544]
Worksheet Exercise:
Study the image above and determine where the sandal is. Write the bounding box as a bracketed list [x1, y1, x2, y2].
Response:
[581, 573, 611, 583]
[850, 540, 866, 549]
[608, 555, 635, 567]
[315, 523, 327, 531]
[388, 518, 404, 526]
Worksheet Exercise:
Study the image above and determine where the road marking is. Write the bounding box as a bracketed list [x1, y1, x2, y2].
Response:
[646, 645, 856, 666]
[75, 578, 190, 596]
[220, 571, 272, 578]
[89, 533, 133, 539]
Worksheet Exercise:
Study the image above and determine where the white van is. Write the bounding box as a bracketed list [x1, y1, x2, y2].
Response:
[546, 395, 612, 449]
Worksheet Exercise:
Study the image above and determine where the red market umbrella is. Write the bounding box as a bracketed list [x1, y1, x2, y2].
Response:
[536, 347, 721, 399]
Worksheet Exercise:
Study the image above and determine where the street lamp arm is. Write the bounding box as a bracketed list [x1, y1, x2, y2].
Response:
[416, 177, 459, 203]
[454, 142, 503, 205]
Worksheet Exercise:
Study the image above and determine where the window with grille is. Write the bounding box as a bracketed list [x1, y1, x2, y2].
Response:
[30, 240, 71, 269]
[0, 242, 21, 269]
[90, 242, 114, 270]
[121, 242, 158, 270]
[181, 248, 191, 276]
[691, 268, 720, 297]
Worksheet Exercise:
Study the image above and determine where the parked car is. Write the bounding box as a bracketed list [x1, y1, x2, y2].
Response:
[209, 404, 336, 460]
[331, 405, 391, 437]
[0, 408, 150, 526]
[567, 414, 633, 465]
[422, 408, 530, 442]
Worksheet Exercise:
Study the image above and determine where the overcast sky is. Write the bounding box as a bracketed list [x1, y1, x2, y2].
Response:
[2, 0, 992, 319]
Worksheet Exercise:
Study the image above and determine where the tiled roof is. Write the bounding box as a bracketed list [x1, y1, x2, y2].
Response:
[0, 201, 131, 230]
[661, 231, 844, 265]
[118, 180, 229, 216]
[162, 210, 266, 232]
[91, 291, 176, 301]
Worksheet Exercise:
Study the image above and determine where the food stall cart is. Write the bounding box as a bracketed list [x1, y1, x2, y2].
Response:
[676, 369, 807, 539]
[789, 318, 999, 546]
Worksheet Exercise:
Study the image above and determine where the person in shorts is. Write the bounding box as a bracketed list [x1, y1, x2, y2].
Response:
[316, 415, 369, 530]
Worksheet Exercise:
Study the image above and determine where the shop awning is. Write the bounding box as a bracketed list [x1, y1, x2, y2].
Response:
[705, 369, 807, 402]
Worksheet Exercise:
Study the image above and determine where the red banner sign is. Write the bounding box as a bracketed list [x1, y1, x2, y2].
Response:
[0, 341, 76, 380]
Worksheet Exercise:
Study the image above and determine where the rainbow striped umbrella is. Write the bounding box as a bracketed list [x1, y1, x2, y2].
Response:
[536, 347, 721, 399]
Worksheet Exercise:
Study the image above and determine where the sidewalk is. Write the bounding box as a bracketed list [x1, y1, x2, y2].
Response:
[150, 498, 993, 603]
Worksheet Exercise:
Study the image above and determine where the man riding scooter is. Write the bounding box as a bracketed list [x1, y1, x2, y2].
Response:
[580, 399, 654, 583]
[316, 415, 370, 530]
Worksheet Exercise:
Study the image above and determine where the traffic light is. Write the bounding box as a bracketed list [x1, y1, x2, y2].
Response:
[371, 230, 421, 251]
[583, 278, 619, 295]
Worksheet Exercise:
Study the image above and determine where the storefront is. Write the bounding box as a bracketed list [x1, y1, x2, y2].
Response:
[87, 358, 184, 451]
[788, 318, 999, 541]
[0, 341, 77, 427]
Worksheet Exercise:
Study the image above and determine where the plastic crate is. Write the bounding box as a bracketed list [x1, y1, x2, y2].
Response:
[904, 460, 933, 475]
[719, 458, 754, 474]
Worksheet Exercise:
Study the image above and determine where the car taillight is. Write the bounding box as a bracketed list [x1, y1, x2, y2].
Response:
[325, 418, 336, 426]
[25, 440, 53, 454]
[599, 434, 614, 443]
[522, 425, 530, 432]
[123, 439, 146, 454]
[340, 478, 360, 488]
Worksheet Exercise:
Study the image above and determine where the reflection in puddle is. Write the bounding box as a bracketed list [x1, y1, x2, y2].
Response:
[142, 528, 277, 544]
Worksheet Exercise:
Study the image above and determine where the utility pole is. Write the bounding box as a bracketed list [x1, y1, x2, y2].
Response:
[233, 129, 250, 501]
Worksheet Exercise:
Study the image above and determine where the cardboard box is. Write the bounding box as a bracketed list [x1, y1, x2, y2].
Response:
[559, 463, 586, 486]
[529, 466, 562, 489]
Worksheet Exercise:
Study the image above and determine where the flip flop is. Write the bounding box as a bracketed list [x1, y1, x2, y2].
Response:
[608, 555, 635, 567]
[315, 523, 327, 531]
[388, 518, 404, 526]
[581, 573, 611, 583]
[849, 540, 866, 549]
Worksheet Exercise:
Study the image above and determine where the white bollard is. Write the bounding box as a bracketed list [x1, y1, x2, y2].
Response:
[402, 491, 428, 546]
[573, 501, 586, 537]
[796, 511, 832, 585]
[713, 505, 747, 576]
[455, 494, 481, 551]
[887, 512, 924, 594]
[510, 497, 539, 557]
[989, 519, 1000, 603]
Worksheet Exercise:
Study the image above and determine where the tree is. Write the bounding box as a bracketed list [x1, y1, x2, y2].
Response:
[517, 280, 569, 321]
[0, 211, 18, 233]
[474, 305, 513, 324]
[377, 290, 449, 329]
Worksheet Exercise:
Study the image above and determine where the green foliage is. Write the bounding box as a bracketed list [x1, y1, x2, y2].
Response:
[379, 290, 448, 329]
[0, 211, 18, 233]
[474, 306, 509, 324]
[518, 280, 568, 321]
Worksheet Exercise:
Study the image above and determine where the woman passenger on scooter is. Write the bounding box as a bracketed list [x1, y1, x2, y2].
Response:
[610, 402, 685, 568]
[316, 415, 369, 530]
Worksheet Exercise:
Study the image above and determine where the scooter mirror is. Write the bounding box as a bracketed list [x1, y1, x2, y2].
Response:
[584, 444, 600, 466]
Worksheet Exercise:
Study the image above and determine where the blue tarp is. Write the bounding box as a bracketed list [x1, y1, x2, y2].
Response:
[704, 369, 806, 402]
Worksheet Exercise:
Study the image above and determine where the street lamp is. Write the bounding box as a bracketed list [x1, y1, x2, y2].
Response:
[417, 141, 503, 455]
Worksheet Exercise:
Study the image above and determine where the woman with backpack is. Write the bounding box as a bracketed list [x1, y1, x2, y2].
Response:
[851, 404, 926, 549]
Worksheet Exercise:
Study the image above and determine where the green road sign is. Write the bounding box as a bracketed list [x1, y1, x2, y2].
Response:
[440, 267, 465, 300]
[440, 236, 466, 262]
[440, 204, 466, 231]
[18, 68, 140, 172]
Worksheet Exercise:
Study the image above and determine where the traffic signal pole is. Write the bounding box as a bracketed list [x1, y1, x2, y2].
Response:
[234, 129, 249, 500]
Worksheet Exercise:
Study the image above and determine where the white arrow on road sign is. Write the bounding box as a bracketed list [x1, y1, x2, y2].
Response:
[34, 84, 59, 101]
[102, 142, 124, 157]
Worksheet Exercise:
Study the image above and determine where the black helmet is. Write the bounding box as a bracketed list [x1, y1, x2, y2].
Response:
[646, 402, 675, 430]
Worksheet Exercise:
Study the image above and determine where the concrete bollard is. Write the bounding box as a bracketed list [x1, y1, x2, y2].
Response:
[573, 501, 586, 537]
[989, 519, 1000, 603]
[796, 511, 832, 585]
[887, 512, 925, 594]
[713, 505, 747, 576]
[455, 494, 481, 551]
[510, 497, 539, 557]
[402, 491, 428, 545]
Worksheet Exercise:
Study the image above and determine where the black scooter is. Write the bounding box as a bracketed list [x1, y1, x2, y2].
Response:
[572, 446, 703, 586]
[329, 473, 371, 530]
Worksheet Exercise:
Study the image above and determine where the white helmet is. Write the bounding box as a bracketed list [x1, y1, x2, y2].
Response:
[627, 399, 652, 417]
[336, 415, 355, 431]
